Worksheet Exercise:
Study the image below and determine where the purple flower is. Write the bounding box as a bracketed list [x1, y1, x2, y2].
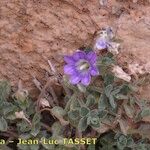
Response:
[64, 51, 99, 86]
[95, 38, 108, 50]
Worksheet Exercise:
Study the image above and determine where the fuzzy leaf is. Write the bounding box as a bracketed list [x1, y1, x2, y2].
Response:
[117, 135, 128, 150]
[17, 120, 31, 132]
[17, 144, 30, 150]
[2, 102, 17, 115]
[80, 107, 90, 117]
[111, 87, 122, 95]
[19, 133, 32, 140]
[87, 144, 95, 150]
[68, 110, 79, 120]
[124, 104, 134, 118]
[51, 106, 66, 117]
[51, 122, 63, 136]
[126, 137, 134, 147]
[109, 94, 117, 109]
[98, 110, 107, 119]
[86, 95, 96, 107]
[140, 108, 150, 118]
[29, 144, 40, 150]
[93, 123, 109, 134]
[88, 116, 100, 128]
[70, 97, 80, 110]
[2, 102, 18, 120]
[41, 138, 55, 149]
[104, 74, 114, 86]
[98, 93, 108, 111]
[78, 117, 88, 131]
[32, 113, 41, 125]
[0, 81, 11, 102]
[0, 146, 11, 150]
[0, 117, 8, 131]
[15, 99, 30, 111]
[105, 85, 113, 97]
[140, 108, 150, 122]
[101, 56, 115, 66]
[30, 123, 41, 137]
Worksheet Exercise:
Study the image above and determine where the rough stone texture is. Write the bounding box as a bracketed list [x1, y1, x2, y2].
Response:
[0, 0, 150, 98]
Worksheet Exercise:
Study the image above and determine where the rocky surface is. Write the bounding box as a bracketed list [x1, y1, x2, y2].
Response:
[0, 0, 150, 98]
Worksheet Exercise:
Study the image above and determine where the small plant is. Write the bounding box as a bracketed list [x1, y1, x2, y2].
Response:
[64, 51, 99, 86]
[0, 27, 149, 150]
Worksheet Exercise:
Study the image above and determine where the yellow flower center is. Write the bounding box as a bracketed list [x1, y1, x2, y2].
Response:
[77, 60, 90, 72]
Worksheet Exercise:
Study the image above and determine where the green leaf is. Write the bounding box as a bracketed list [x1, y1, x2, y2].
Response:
[86, 95, 96, 107]
[98, 110, 107, 119]
[135, 143, 150, 150]
[0, 145, 11, 150]
[32, 113, 41, 125]
[101, 56, 115, 66]
[30, 123, 41, 137]
[0, 117, 8, 131]
[140, 108, 150, 118]
[51, 106, 66, 117]
[87, 86, 103, 94]
[124, 104, 134, 118]
[1, 102, 18, 120]
[2, 102, 17, 115]
[80, 107, 90, 117]
[89, 109, 99, 117]
[19, 133, 32, 140]
[15, 99, 30, 111]
[51, 122, 63, 136]
[87, 144, 95, 150]
[111, 87, 122, 95]
[117, 135, 127, 150]
[0, 80, 11, 102]
[68, 110, 79, 120]
[97, 131, 116, 149]
[78, 117, 88, 131]
[87, 110, 100, 128]
[120, 84, 132, 95]
[29, 144, 39, 150]
[17, 144, 30, 150]
[105, 85, 113, 97]
[98, 93, 108, 111]
[104, 74, 114, 86]
[41, 138, 55, 150]
[17, 120, 31, 132]
[70, 96, 80, 110]
[109, 94, 117, 109]
[88, 116, 100, 128]
[128, 84, 138, 92]
[126, 137, 134, 147]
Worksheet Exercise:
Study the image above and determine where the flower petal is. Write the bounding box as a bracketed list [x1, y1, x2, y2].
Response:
[70, 75, 81, 85]
[81, 74, 91, 86]
[95, 38, 107, 49]
[90, 67, 99, 76]
[64, 65, 75, 75]
[87, 51, 97, 63]
[73, 51, 86, 60]
[64, 56, 75, 64]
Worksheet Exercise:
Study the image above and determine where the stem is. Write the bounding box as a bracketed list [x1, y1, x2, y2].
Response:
[41, 123, 51, 131]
